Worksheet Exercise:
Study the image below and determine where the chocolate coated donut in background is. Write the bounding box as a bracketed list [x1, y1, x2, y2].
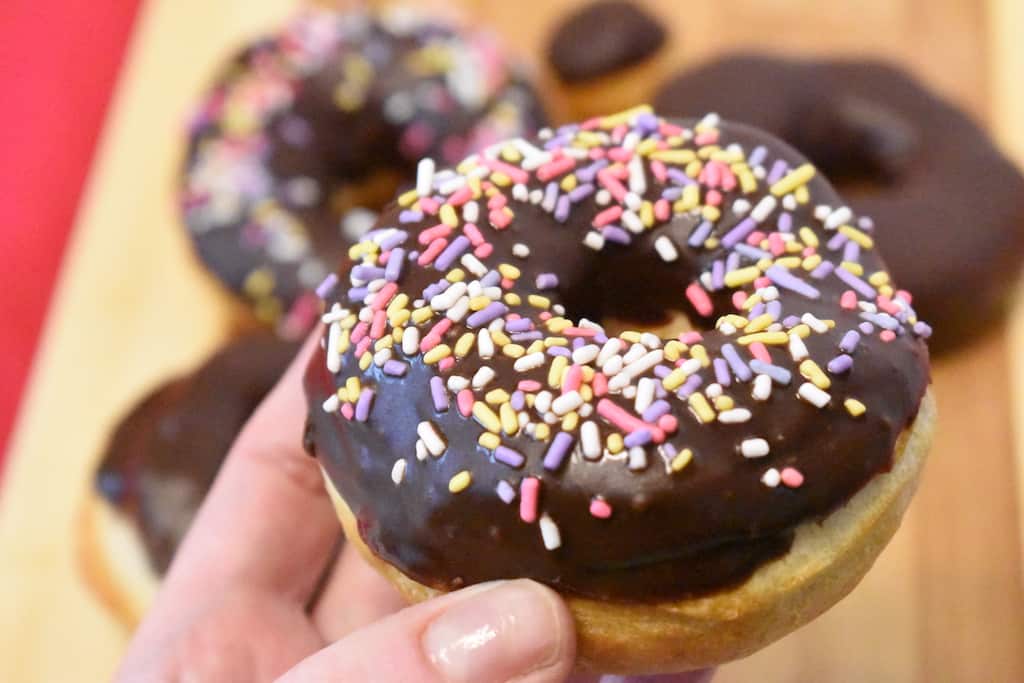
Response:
[182, 7, 547, 337]
[95, 334, 298, 574]
[654, 55, 1024, 350]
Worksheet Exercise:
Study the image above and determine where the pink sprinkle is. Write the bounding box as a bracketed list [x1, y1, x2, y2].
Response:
[749, 342, 771, 363]
[371, 282, 398, 311]
[877, 295, 901, 315]
[539, 312, 552, 320]
[563, 327, 599, 337]
[581, 116, 602, 130]
[840, 290, 858, 310]
[562, 365, 583, 394]
[419, 336, 439, 353]
[705, 189, 722, 206]
[686, 283, 714, 317]
[720, 167, 737, 191]
[589, 498, 613, 519]
[651, 160, 668, 183]
[378, 251, 391, 265]
[593, 205, 623, 228]
[487, 193, 508, 210]
[520, 478, 540, 523]
[768, 232, 785, 256]
[419, 197, 440, 215]
[746, 230, 766, 246]
[732, 291, 748, 310]
[350, 321, 368, 344]
[536, 155, 576, 181]
[700, 160, 722, 187]
[657, 414, 678, 434]
[754, 276, 772, 289]
[355, 337, 371, 358]
[484, 158, 529, 184]
[695, 129, 719, 145]
[592, 372, 608, 397]
[426, 319, 452, 341]
[341, 403, 355, 420]
[501, 277, 515, 289]
[588, 147, 605, 159]
[457, 389, 474, 417]
[475, 243, 494, 258]
[517, 380, 542, 392]
[418, 224, 451, 245]
[370, 310, 386, 338]
[781, 467, 804, 488]
[660, 122, 684, 137]
[680, 331, 703, 344]
[611, 123, 628, 143]
[596, 399, 665, 443]
[802, 246, 816, 257]
[489, 208, 512, 229]
[654, 198, 670, 221]
[880, 330, 896, 342]
[447, 187, 473, 206]
[597, 168, 628, 202]
[463, 222, 484, 246]
[417, 238, 448, 266]
[896, 289, 913, 304]
[438, 357, 455, 371]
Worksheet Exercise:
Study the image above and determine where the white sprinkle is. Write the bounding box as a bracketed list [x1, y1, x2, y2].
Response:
[583, 231, 605, 251]
[719, 322, 737, 336]
[512, 243, 530, 258]
[320, 303, 348, 324]
[782, 194, 797, 211]
[825, 206, 853, 230]
[628, 446, 648, 470]
[635, 377, 656, 414]
[797, 382, 831, 408]
[595, 189, 612, 205]
[373, 348, 391, 367]
[551, 391, 583, 416]
[740, 438, 770, 458]
[814, 204, 832, 221]
[622, 343, 647, 365]
[752, 374, 773, 401]
[417, 421, 446, 456]
[732, 198, 751, 216]
[759, 285, 780, 301]
[640, 333, 662, 349]
[628, 154, 646, 194]
[698, 112, 721, 129]
[858, 301, 878, 314]
[529, 189, 544, 204]
[581, 421, 602, 460]
[391, 459, 407, 485]
[461, 253, 487, 277]
[718, 408, 753, 424]
[514, 352, 546, 372]
[512, 183, 529, 202]
[705, 382, 723, 399]
[622, 210, 644, 234]
[619, 349, 664, 382]
[478, 329, 495, 359]
[430, 282, 467, 311]
[761, 468, 781, 487]
[539, 514, 561, 550]
[679, 358, 702, 376]
[789, 332, 809, 361]
[446, 375, 469, 391]
[801, 312, 829, 334]
[462, 201, 479, 223]
[654, 235, 679, 262]
[472, 366, 496, 389]
[621, 384, 637, 399]
[416, 158, 435, 197]
[572, 344, 600, 365]
[751, 195, 778, 223]
[601, 355, 624, 376]
[322, 394, 339, 413]
[326, 322, 342, 373]
[341, 207, 376, 241]
[415, 439, 429, 462]
[534, 391, 553, 414]
[445, 295, 470, 322]
[578, 402, 593, 418]
[597, 339, 622, 366]
[624, 192, 643, 211]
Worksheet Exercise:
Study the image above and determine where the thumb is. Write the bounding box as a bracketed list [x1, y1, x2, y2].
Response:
[277, 579, 576, 683]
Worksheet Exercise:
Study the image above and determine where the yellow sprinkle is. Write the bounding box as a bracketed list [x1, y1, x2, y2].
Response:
[791, 323, 811, 338]
[387, 293, 409, 316]
[392, 326, 404, 344]
[746, 313, 774, 333]
[337, 329, 351, 354]
[411, 307, 434, 324]
[503, 293, 521, 306]
[472, 402, 501, 433]
[770, 163, 816, 196]
[358, 352, 372, 371]
[374, 337, 392, 351]
[456, 157, 477, 174]
[490, 172, 511, 186]
[346, 377, 361, 398]
[620, 331, 642, 343]
[636, 138, 659, 156]
[549, 355, 569, 389]
[879, 284, 894, 297]
[785, 239, 804, 254]
[798, 227, 819, 248]
[800, 360, 831, 389]
[713, 395, 734, 411]
[580, 385, 593, 402]
[794, 185, 810, 204]
[756, 257, 774, 271]
[600, 104, 654, 128]
[844, 398, 867, 417]
[490, 329, 511, 346]
[649, 149, 696, 164]
[423, 345, 451, 364]
[802, 254, 822, 271]
[724, 266, 761, 288]
[868, 271, 890, 287]
[561, 412, 579, 431]
[528, 294, 551, 309]
[662, 368, 688, 391]
[501, 402, 520, 435]
[738, 331, 789, 345]
[500, 144, 521, 162]
[681, 183, 701, 210]
[336, 387, 349, 403]
[546, 317, 571, 333]
[454, 333, 475, 358]
[640, 201, 655, 227]
[502, 344, 526, 359]
[467, 174, 482, 197]
[581, 366, 595, 381]
[702, 204, 721, 222]
[607, 433, 624, 454]
[560, 174, 578, 192]
[704, 236, 720, 249]
[478, 432, 501, 450]
[448, 471, 472, 494]
[670, 448, 694, 473]
[841, 261, 864, 276]
[485, 389, 510, 405]
[498, 263, 521, 279]
[690, 344, 710, 367]
[445, 268, 465, 282]
[469, 295, 493, 311]
[839, 225, 874, 249]
[439, 204, 458, 227]
[741, 294, 762, 311]
[398, 189, 419, 207]
[544, 336, 569, 347]
[738, 168, 757, 194]
[664, 340, 686, 361]
[534, 423, 551, 441]
[718, 314, 749, 329]
[774, 256, 801, 269]
[688, 393, 716, 424]
[685, 159, 703, 178]
[526, 340, 545, 355]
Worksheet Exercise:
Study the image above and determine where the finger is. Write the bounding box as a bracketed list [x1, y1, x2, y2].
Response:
[312, 542, 408, 640]
[279, 579, 575, 683]
[158, 330, 339, 607]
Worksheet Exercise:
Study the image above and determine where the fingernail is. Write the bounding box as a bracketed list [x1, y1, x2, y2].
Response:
[423, 580, 566, 682]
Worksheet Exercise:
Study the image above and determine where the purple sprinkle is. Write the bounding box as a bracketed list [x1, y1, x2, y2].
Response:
[843, 241, 861, 263]
[748, 145, 768, 167]
[385, 248, 405, 281]
[352, 265, 385, 281]
[602, 226, 632, 244]
[422, 279, 450, 300]
[721, 344, 753, 381]
[777, 212, 793, 233]
[835, 267, 877, 299]
[572, 337, 585, 350]
[859, 321, 875, 334]
[749, 359, 792, 385]
[713, 357, 731, 386]
[510, 391, 526, 411]
[667, 168, 694, 186]
[765, 264, 821, 299]
[783, 315, 801, 328]
[726, 251, 741, 273]
[547, 346, 572, 357]
[348, 287, 368, 302]
[653, 364, 672, 379]
[495, 446, 525, 468]
[810, 261, 835, 280]
[676, 373, 703, 398]
[826, 232, 848, 251]
[555, 195, 571, 223]
[399, 210, 423, 224]
[661, 186, 684, 201]
[688, 220, 714, 247]
[711, 259, 725, 290]
[735, 243, 771, 261]
[913, 321, 933, 338]
[496, 480, 516, 503]
[594, 333, 608, 344]
[635, 111, 659, 133]
[766, 300, 782, 320]
[839, 330, 861, 353]
[624, 429, 652, 448]
[543, 432, 574, 471]
[480, 270, 502, 287]
[512, 331, 543, 342]
[315, 273, 338, 299]
[355, 388, 374, 422]
[434, 235, 470, 270]
[661, 442, 678, 459]
[429, 376, 448, 412]
[408, 250, 420, 261]
[506, 318, 534, 333]
[748, 302, 766, 318]
[575, 159, 608, 183]
[568, 183, 595, 203]
[642, 400, 671, 422]
[383, 360, 407, 377]
[827, 354, 853, 374]
[722, 217, 757, 248]
[466, 302, 508, 328]
[536, 273, 560, 289]
[858, 216, 875, 231]
[861, 311, 900, 330]
[378, 230, 409, 251]
[543, 181, 559, 209]
[767, 159, 789, 185]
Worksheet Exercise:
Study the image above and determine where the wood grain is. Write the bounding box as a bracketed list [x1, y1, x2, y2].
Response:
[1, 0, 1022, 681]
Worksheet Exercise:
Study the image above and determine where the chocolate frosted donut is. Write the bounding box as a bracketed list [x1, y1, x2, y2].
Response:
[654, 56, 1024, 349]
[82, 335, 297, 623]
[182, 7, 547, 336]
[303, 109, 933, 671]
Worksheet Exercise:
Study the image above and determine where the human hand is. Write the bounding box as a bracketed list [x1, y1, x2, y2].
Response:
[116, 336, 713, 683]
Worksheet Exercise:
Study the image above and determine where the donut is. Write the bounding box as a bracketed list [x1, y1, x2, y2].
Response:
[653, 55, 1024, 351]
[546, 1, 672, 121]
[302, 108, 934, 673]
[181, 6, 548, 338]
[79, 334, 298, 625]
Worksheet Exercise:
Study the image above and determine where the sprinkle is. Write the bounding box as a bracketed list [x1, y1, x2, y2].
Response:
[429, 376, 448, 412]
[416, 421, 446, 456]
[740, 438, 770, 458]
[844, 398, 867, 417]
[752, 374, 773, 400]
[685, 283, 714, 317]
[520, 477, 540, 522]
[799, 360, 831, 389]
[391, 459, 406, 485]
[669, 448, 693, 472]
[827, 354, 853, 374]
[718, 408, 752, 424]
[543, 431, 575, 470]
[581, 421, 602, 459]
[839, 330, 861, 353]
[383, 360, 407, 377]
[539, 514, 561, 550]
[416, 158, 435, 197]
[761, 468, 781, 487]
[589, 498, 613, 519]
[770, 163, 815, 196]
[797, 382, 831, 408]
[654, 236, 679, 262]
[473, 402, 502, 433]
[494, 445, 525, 468]
[780, 467, 804, 488]
[355, 388, 375, 422]
[496, 480, 516, 503]
[448, 471, 472, 493]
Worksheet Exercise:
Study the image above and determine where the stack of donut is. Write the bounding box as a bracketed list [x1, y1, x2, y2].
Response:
[303, 107, 935, 673]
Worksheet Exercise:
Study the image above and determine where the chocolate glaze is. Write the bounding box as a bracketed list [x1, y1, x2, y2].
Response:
[304, 117, 930, 602]
[654, 56, 1024, 350]
[182, 8, 547, 333]
[97, 335, 298, 573]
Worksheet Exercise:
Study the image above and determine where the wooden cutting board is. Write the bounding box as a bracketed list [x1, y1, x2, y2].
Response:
[2, 0, 1023, 680]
